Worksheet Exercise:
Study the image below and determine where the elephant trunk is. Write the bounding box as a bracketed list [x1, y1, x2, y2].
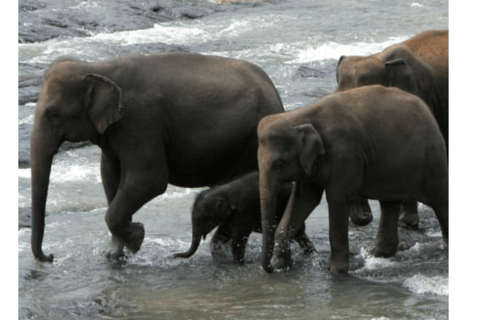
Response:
[174, 228, 202, 259]
[30, 125, 60, 262]
[259, 171, 279, 273]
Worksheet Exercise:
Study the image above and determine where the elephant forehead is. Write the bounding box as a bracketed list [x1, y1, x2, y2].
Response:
[41, 77, 84, 103]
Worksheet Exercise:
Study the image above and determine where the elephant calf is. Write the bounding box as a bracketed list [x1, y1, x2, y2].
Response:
[257, 85, 448, 274]
[174, 171, 316, 264]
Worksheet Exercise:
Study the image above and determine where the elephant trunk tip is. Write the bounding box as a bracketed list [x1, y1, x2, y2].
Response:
[33, 251, 54, 262]
[173, 251, 193, 259]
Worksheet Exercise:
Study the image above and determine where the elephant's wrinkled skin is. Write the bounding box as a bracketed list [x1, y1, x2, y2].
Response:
[258, 85, 448, 274]
[336, 30, 448, 229]
[30, 53, 284, 262]
[174, 171, 316, 264]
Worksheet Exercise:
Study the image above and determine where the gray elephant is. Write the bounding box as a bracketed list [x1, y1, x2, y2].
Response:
[30, 53, 284, 262]
[257, 85, 448, 275]
[174, 171, 316, 264]
[336, 30, 448, 229]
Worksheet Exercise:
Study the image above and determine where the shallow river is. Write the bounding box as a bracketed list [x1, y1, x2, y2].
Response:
[18, 0, 449, 319]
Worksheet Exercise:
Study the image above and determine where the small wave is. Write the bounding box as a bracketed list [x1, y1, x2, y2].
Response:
[93, 23, 211, 47]
[291, 36, 409, 63]
[18, 163, 101, 184]
[403, 274, 448, 296]
[355, 247, 400, 272]
[410, 3, 424, 7]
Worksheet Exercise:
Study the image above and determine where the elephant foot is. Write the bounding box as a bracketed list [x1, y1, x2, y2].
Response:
[271, 254, 293, 271]
[125, 222, 145, 253]
[301, 244, 317, 256]
[350, 211, 373, 226]
[105, 223, 145, 259]
[370, 243, 398, 258]
[327, 258, 349, 275]
[399, 201, 419, 230]
[106, 235, 126, 260]
[349, 198, 373, 226]
[271, 247, 293, 271]
[398, 213, 419, 229]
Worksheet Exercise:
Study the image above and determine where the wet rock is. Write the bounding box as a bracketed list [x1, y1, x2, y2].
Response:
[296, 66, 326, 78]
[174, 6, 215, 19]
[19, 123, 32, 168]
[19, 207, 32, 229]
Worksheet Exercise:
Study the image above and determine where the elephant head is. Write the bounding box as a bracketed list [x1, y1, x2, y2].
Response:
[336, 54, 419, 95]
[336, 46, 445, 127]
[174, 189, 235, 259]
[258, 120, 325, 272]
[30, 59, 125, 261]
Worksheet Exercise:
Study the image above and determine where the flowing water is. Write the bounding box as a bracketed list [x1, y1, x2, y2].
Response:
[18, 0, 449, 319]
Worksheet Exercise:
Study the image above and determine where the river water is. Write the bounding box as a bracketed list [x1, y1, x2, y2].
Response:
[18, 0, 449, 319]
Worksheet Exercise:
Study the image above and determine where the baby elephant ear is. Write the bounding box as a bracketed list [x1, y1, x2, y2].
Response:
[84, 74, 125, 134]
[295, 124, 325, 176]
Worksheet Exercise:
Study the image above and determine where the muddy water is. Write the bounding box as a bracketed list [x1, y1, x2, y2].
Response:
[18, 0, 449, 319]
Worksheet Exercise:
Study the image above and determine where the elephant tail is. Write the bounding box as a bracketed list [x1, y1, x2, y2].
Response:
[173, 231, 202, 259]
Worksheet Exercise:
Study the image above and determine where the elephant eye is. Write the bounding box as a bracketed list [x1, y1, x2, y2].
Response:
[44, 109, 60, 120]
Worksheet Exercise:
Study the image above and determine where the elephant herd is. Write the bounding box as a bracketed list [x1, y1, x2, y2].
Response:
[30, 30, 448, 275]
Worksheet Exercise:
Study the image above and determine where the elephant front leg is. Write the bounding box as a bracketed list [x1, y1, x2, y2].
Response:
[327, 200, 350, 275]
[211, 224, 232, 261]
[104, 174, 167, 259]
[371, 200, 402, 257]
[272, 181, 322, 270]
[398, 199, 419, 229]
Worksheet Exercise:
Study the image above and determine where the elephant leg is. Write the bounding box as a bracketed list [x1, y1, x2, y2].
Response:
[101, 151, 121, 205]
[105, 167, 167, 259]
[293, 223, 316, 255]
[272, 180, 323, 270]
[398, 199, 419, 229]
[327, 200, 350, 275]
[231, 234, 249, 265]
[211, 223, 232, 260]
[371, 200, 402, 258]
[426, 177, 449, 249]
[349, 196, 373, 226]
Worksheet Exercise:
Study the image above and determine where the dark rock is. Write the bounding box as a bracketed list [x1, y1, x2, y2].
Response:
[19, 207, 32, 229]
[296, 66, 326, 78]
[19, 123, 32, 168]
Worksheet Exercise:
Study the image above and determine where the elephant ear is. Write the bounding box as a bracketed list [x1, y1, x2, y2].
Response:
[295, 124, 325, 176]
[384, 59, 419, 94]
[84, 74, 125, 134]
[336, 55, 346, 83]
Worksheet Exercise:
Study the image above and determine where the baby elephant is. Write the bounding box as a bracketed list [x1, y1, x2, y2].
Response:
[174, 171, 316, 264]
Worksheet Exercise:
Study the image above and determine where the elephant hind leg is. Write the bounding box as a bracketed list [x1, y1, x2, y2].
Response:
[398, 199, 419, 229]
[293, 223, 316, 255]
[370, 200, 402, 258]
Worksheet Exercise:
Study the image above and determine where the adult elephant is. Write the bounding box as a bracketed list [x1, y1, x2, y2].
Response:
[258, 85, 448, 274]
[30, 53, 284, 262]
[336, 30, 448, 229]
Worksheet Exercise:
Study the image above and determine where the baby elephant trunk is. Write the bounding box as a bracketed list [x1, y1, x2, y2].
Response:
[174, 229, 203, 259]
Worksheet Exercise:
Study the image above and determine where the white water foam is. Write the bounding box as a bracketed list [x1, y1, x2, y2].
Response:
[290, 36, 409, 63]
[403, 274, 448, 296]
[18, 163, 101, 184]
[355, 247, 400, 272]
